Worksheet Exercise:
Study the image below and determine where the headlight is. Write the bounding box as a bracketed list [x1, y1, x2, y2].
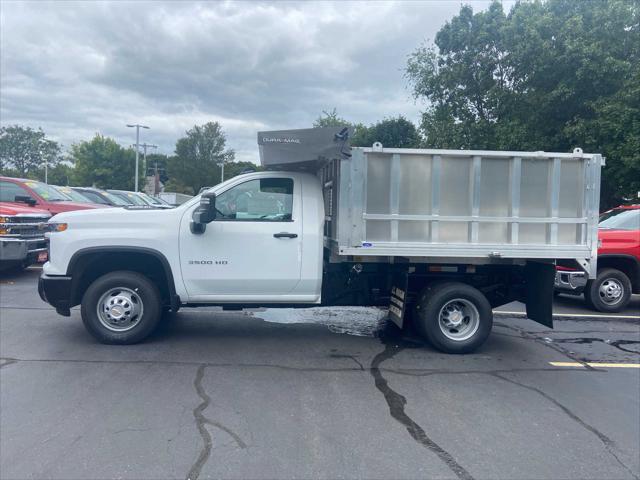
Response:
[48, 222, 68, 232]
[0, 216, 14, 235]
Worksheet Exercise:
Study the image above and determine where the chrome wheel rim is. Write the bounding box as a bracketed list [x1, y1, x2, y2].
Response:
[598, 278, 623, 305]
[438, 299, 480, 341]
[97, 287, 144, 332]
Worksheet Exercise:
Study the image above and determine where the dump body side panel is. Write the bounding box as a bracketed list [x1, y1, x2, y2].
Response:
[323, 147, 602, 278]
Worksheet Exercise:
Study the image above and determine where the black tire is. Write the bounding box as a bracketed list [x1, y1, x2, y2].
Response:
[81, 271, 162, 344]
[414, 282, 493, 354]
[584, 268, 632, 313]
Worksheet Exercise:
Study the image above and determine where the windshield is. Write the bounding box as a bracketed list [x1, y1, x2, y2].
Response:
[599, 208, 640, 230]
[135, 193, 155, 205]
[54, 186, 90, 203]
[139, 193, 163, 205]
[24, 181, 70, 201]
[103, 191, 129, 206]
[110, 191, 147, 206]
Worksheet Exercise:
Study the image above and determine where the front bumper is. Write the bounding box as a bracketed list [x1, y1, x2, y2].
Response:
[554, 270, 588, 294]
[0, 237, 48, 263]
[38, 273, 72, 316]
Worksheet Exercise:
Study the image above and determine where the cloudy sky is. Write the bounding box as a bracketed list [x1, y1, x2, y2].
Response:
[1, 1, 499, 164]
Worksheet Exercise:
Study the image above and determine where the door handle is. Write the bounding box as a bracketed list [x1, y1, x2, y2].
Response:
[273, 232, 298, 239]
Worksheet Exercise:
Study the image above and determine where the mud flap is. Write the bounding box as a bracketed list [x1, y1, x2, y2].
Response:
[389, 270, 409, 328]
[523, 262, 555, 328]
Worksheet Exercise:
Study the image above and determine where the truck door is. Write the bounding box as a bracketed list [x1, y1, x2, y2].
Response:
[179, 176, 303, 300]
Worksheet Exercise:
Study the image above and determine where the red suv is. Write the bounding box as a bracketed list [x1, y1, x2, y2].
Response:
[555, 205, 640, 312]
[0, 176, 104, 215]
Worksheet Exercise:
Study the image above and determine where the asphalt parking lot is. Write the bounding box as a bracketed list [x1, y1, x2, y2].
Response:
[1, 267, 639, 480]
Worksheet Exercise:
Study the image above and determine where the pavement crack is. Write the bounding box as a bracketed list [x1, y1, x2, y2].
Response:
[494, 323, 597, 370]
[0, 357, 18, 369]
[329, 353, 365, 371]
[206, 420, 247, 449]
[370, 341, 474, 480]
[187, 364, 213, 480]
[0, 356, 364, 372]
[111, 427, 152, 435]
[547, 337, 640, 354]
[491, 372, 639, 480]
[186, 364, 247, 480]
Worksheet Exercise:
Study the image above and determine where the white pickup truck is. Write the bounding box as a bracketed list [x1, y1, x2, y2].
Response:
[39, 127, 603, 353]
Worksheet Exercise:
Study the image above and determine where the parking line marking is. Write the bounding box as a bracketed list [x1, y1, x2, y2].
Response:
[496, 310, 640, 320]
[550, 362, 640, 369]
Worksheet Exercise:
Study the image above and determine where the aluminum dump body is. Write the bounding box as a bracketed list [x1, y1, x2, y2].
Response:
[320, 145, 603, 276]
[258, 128, 603, 277]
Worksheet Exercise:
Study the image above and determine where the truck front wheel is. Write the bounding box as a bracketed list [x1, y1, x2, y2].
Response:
[414, 282, 492, 354]
[81, 271, 162, 344]
[584, 268, 632, 313]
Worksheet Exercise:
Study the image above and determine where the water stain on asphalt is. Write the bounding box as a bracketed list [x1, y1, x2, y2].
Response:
[253, 307, 389, 337]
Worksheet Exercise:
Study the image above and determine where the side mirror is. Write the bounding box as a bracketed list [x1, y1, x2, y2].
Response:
[190, 192, 216, 234]
[14, 195, 36, 207]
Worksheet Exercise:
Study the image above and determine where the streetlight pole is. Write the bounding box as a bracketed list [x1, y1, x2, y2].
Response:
[126, 123, 149, 191]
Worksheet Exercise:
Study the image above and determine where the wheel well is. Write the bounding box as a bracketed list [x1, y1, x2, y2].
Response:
[598, 256, 640, 293]
[69, 250, 175, 307]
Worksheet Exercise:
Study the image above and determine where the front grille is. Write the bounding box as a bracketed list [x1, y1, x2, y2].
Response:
[1, 216, 50, 239]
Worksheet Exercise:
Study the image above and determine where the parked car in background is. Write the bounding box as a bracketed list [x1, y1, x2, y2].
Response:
[135, 192, 173, 209]
[158, 192, 193, 205]
[71, 187, 129, 207]
[0, 202, 50, 272]
[51, 186, 96, 204]
[0, 177, 104, 215]
[555, 204, 640, 312]
[106, 189, 149, 206]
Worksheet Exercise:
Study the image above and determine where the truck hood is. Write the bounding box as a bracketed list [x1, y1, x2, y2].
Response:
[597, 227, 639, 251]
[0, 202, 51, 216]
[46, 201, 107, 214]
[50, 204, 178, 224]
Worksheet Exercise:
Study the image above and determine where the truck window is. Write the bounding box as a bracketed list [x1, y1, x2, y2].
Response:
[78, 190, 109, 204]
[0, 181, 33, 202]
[599, 208, 640, 230]
[215, 178, 293, 221]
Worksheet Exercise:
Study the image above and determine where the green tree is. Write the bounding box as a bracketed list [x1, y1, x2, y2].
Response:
[168, 122, 234, 195]
[71, 135, 138, 189]
[313, 108, 352, 128]
[46, 163, 75, 186]
[406, 0, 639, 207]
[0, 125, 61, 178]
[313, 110, 420, 148]
[353, 116, 421, 148]
[224, 161, 260, 180]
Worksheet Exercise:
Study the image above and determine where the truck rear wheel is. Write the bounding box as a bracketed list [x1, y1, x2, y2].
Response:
[414, 282, 492, 354]
[584, 268, 632, 313]
[81, 271, 162, 344]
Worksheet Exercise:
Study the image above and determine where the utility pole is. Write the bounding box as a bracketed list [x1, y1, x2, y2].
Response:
[126, 123, 149, 191]
[138, 143, 158, 178]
